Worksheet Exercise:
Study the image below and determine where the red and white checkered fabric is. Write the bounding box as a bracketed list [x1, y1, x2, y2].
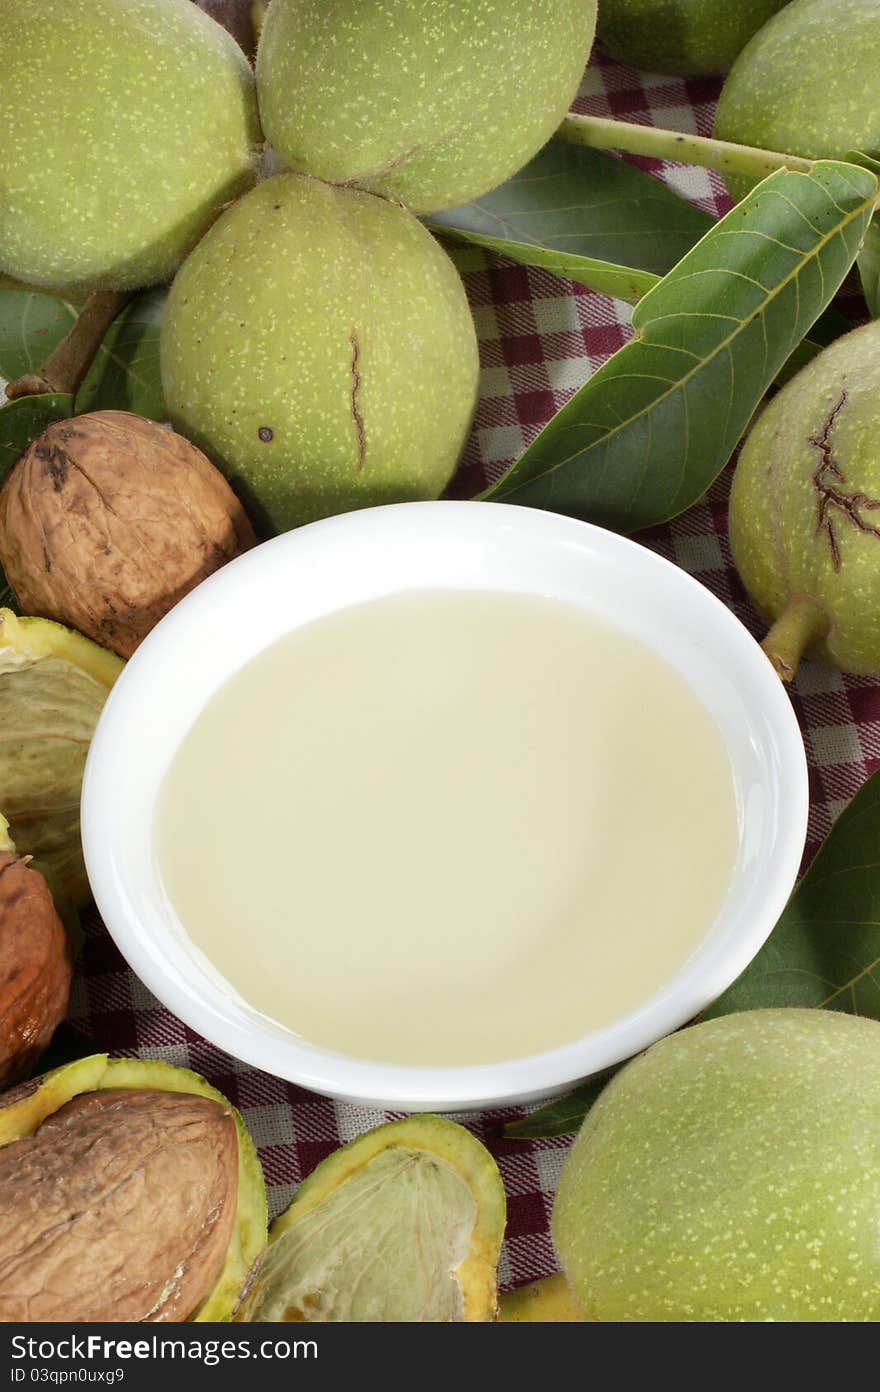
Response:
[69, 53, 880, 1294]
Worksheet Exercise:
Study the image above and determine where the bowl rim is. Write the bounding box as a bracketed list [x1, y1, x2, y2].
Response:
[81, 501, 809, 1111]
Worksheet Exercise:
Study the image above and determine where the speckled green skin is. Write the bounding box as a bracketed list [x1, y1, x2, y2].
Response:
[729, 321, 880, 674]
[0, 0, 261, 296]
[554, 1009, 880, 1322]
[256, 0, 598, 214]
[714, 0, 880, 199]
[598, 0, 789, 77]
[160, 174, 480, 534]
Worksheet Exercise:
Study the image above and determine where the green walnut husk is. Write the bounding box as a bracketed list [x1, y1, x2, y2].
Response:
[553, 1009, 880, 1322]
[597, 0, 789, 77]
[729, 320, 880, 679]
[0, 1053, 268, 1321]
[0, 610, 123, 906]
[256, 0, 597, 214]
[160, 173, 480, 534]
[714, 0, 880, 201]
[0, 0, 262, 297]
[713, 0, 880, 308]
[499, 1274, 587, 1322]
[239, 1115, 506, 1322]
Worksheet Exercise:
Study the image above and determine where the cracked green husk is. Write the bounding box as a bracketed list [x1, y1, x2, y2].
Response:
[160, 173, 479, 534]
[729, 320, 880, 678]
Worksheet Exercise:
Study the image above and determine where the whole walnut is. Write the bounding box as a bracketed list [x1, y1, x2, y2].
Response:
[0, 411, 257, 658]
[0, 1088, 239, 1321]
[0, 819, 72, 1089]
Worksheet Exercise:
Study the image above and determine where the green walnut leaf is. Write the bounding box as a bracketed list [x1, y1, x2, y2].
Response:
[431, 141, 712, 301]
[704, 771, 880, 1019]
[432, 220, 658, 306]
[0, 392, 73, 479]
[772, 303, 855, 384]
[0, 392, 73, 609]
[75, 289, 167, 421]
[0, 287, 167, 422]
[858, 220, 880, 317]
[503, 1077, 609, 1141]
[846, 157, 880, 316]
[847, 151, 880, 177]
[507, 764, 880, 1140]
[484, 160, 877, 531]
[0, 290, 77, 381]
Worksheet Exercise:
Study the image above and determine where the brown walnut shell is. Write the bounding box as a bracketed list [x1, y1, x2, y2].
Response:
[0, 851, 72, 1089]
[0, 1087, 239, 1322]
[0, 410, 257, 658]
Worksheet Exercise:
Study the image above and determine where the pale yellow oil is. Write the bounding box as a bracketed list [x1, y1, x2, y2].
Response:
[154, 590, 738, 1066]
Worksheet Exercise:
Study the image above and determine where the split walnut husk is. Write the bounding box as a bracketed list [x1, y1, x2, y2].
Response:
[239, 1115, 506, 1322]
[0, 815, 73, 1089]
[0, 1055, 268, 1322]
[0, 609, 123, 907]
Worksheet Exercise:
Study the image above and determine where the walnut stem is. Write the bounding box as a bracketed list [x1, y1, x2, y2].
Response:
[761, 595, 831, 682]
[556, 113, 815, 182]
[5, 291, 130, 401]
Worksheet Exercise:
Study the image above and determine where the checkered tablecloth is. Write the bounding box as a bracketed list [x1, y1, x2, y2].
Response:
[67, 52, 880, 1297]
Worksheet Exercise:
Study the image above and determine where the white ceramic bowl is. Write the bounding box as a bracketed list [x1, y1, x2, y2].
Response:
[82, 501, 808, 1112]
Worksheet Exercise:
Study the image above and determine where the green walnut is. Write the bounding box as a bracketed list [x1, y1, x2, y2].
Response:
[714, 0, 880, 200]
[256, 0, 598, 213]
[729, 321, 880, 679]
[0, 0, 262, 296]
[554, 1009, 880, 1322]
[160, 173, 480, 534]
[0, 1054, 268, 1322]
[597, 0, 790, 77]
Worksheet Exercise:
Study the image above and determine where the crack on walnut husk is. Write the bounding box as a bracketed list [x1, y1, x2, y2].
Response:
[811, 390, 880, 572]
[349, 330, 367, 471]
